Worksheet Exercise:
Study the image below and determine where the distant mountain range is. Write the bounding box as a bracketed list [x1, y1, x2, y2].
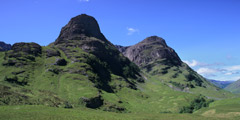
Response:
[207, 79, 234, 89]
[0, 41, 11, 51]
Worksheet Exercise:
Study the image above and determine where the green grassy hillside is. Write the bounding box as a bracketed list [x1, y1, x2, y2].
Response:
[140, 58, 234, 100]
[0, 46, 216, 114]
[225, 79, 240, 93]
[195, 97, 240, 119]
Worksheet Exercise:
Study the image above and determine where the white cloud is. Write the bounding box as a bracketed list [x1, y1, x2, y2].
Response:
[225, 72, 233, 75]
[183, 60, 223, 68]
[183, 60, 199, 67]
[197, 68, 218, 75]
[79, 0, 89, 2]
[127, 27, 139, 35]
[226, 65, 240, 71]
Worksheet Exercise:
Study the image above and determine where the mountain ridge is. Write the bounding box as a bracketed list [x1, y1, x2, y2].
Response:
[0, 41, 11, 51]
[225, 79, 240, 93]
[207, 79, 234, 89]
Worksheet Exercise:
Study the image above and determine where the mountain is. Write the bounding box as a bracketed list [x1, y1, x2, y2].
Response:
[0, 14, 143, 111]
[207, 79, 234, 89]
[0, 41, 11, 51]
[117, 36, 234, 99]
[225, 79, 240, 93]
[0, 14, 235, 116]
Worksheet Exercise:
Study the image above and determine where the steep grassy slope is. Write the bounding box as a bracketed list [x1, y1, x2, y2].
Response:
[0, 46, 214, 113]
[225, 79, 240, 93]
[0, 41, 142, 111]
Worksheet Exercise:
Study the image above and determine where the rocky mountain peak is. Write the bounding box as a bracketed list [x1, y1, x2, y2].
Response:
[54, 14, 107, 44]
[120, 36, 182, 66]
[139, 36, 167, 47]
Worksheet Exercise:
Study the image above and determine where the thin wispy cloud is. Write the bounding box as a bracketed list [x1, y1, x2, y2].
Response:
[196, 68, 218, 76]
[183, 60, 199, 67]
[185, 59, 240, 81]
[127, 27, 139, 35]
[78, 0, 89, 2]
[226, 65, 240, 71]
[183, 60, 223, 67]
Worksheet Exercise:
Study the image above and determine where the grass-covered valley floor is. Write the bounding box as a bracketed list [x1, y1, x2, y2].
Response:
[0, 105, 236, 120]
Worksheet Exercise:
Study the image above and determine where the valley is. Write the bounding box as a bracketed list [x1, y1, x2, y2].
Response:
[0, 14, 240, 120]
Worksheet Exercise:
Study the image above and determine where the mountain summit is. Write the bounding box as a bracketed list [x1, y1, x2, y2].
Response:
[122, 36, 182, 66]
[54, 14, 107, 44]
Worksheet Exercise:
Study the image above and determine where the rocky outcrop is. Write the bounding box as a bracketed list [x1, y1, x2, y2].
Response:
[119, 36, 182, 67]
[80, 96, 104, 109]
[54, 14, 108, 45]
[11, 42, 42, 56]
[0, 41, 11, 51]
[3, 42, 42, 66]
[46, 48, 61, 57]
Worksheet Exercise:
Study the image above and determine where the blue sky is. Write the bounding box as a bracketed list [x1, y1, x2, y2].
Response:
[1, 0, 240, 81]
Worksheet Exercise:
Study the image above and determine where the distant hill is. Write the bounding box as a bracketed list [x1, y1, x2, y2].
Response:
[0, 41, 11, 51]
[207, 79, 234, 89]
[225, 79, 240, 93]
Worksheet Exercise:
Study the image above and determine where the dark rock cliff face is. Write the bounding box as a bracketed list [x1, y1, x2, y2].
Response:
[0, 41, 11, 51]
[54, 14, 108, 45]
[119, 36, 182, 67]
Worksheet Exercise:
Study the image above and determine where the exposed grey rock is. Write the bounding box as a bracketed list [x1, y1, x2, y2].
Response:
[119, 36, 182, 66]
